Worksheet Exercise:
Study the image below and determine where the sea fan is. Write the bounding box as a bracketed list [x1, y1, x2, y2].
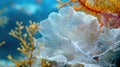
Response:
[33, 7, 120, 66]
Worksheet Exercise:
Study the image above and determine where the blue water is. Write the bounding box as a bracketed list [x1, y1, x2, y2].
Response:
[0, 0, 58, 61]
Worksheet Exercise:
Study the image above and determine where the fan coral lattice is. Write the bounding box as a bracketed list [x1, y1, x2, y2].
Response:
[33, 7, 120, 66]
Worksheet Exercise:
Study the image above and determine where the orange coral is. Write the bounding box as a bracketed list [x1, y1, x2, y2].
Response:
[78, 0, 120, 28]
[78, 0, 101, 13]
[78, 0, 120, 14]
[58, 0, 120, 29]
[58, 0, 120, 15]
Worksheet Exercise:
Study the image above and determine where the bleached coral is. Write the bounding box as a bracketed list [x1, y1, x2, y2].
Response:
[33, 7, 120, 66]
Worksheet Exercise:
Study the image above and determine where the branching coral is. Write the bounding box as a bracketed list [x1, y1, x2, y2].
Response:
[40, 58, 51, 67]
[33, 7, 120, 67]
[40, 58, 85, 67]
[8, 21, 40, 67]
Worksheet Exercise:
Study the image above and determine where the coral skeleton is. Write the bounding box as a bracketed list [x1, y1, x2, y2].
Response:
[33, 7, 120, 67]
[8, 21, 40, 67]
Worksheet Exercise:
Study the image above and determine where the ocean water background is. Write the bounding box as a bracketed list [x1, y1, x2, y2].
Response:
[0, 0, 58, 63]
[0, 0, 120, 67]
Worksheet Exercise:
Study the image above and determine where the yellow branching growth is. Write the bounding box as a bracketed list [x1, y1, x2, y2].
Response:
[8, 21, 40, 67]
[0, 41, 5, 47]
[41, 58, 51, 67]
[40, 58, 84, 67]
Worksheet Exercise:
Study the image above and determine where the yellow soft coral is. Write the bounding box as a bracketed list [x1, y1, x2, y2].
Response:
[8, 21, 40, 67]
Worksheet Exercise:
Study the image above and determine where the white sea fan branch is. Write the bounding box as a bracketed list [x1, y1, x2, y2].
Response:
[33, 7, 120, 66]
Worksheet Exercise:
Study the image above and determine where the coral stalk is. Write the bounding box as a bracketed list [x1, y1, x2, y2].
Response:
[8, 21, 40, 67]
